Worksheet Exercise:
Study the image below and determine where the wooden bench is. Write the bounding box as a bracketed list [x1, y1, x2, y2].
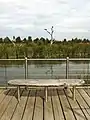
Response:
[8, 79, 84, 102]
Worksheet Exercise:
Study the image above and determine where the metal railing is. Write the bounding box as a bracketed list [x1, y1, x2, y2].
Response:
[0, 57, 90, 87]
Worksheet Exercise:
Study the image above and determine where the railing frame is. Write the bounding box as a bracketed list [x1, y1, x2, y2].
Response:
[0, 57, 90, 87]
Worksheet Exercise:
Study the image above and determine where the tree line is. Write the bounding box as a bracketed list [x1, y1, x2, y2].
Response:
[0, 36, 90, 58]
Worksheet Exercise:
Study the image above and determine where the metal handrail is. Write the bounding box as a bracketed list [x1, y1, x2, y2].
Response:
[0, 58, 90, 61]
[0, 57, 90, 87]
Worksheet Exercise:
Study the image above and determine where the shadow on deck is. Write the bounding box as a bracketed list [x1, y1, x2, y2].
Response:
[0, 87, 90, 120]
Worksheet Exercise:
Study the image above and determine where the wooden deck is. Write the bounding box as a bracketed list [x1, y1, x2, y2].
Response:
[0, 87, 90, 120]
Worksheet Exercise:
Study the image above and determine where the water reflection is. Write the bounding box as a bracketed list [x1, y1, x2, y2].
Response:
[0, 60, 90, 85]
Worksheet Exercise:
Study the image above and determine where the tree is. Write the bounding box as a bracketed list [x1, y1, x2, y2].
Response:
[15, 36, 22, 43]
[39, 37, 45, 44]
[28, 36, 32, 42]
[13, 36, 15, 40]
[23, 38, 27, 43]
[0, 38, 3, 43]
[4, 37, 11, 43]
[33, 38, 39, 43]
[83, 38, 89, 43]
[63, 38, 67, 42]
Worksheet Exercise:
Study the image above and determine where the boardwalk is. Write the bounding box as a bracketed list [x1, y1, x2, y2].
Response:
[0, 87, 90, 120]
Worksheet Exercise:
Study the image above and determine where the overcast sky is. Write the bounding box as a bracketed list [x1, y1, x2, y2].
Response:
[0, 0, 90, 40]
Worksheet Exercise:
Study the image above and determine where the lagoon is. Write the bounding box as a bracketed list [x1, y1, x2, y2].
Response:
[0, 60, 90, 85]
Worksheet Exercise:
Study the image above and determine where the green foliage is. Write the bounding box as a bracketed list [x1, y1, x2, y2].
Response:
[28, 36, 32, 42]
[0, 37, 90, 58]
[0, 38, 3, 43]
[15, 36, 22, 43]
[4, 37, 11, 43]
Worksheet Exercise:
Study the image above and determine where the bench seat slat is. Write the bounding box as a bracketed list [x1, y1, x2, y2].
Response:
[8, 79, 84, 87]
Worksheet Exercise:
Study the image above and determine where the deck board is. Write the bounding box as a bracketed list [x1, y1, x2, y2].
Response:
[0, 89, 16, 119]
[0, 89, 10, 104]
[75, 89, 89, 119]
[51, 89, 64, 120]
[65, 88, 87, 120]
[83, 88, 90, 106]
[11, 90, 29, 120]
[44, 89, 54, 120]
[0, 88, 90, 120]
[33, 89, 43, 120]
[22, 89, 36, 120]
[58, 88, 75, 120]
[0, 90, 18, 120]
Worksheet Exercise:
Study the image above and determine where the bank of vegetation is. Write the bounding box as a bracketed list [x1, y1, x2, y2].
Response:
[0, 36, 90, 58]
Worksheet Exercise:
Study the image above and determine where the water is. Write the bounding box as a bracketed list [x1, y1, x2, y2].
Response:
[0, 60, 90, 85]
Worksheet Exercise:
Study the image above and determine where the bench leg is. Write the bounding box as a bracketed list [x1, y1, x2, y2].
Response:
[72, 86, 76, 101]
[17, 86, 20, 102]
[45, 87, 48, 102]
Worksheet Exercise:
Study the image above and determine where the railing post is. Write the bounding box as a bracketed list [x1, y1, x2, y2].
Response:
[5, 64, 7, 89]
[25, 57, 28, 79]
[66, 57, 69, 79]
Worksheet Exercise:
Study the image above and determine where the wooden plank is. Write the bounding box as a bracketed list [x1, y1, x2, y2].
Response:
[78, 88, 90, 107]
[84, 88, 90, 109]
[0, 89, 4, 94]
[0, 89, 10, 104]
[73, 89, 90, 119]
[11, 89, 29, 120]
[0, 89, 16, 119]
[66, 88, 87, 120]
[33, 89, 43, 120]
[51, 89, 64, 120]
[78, 89, 90, 112]
[44, 88, 54, 120]
[57, 88, 76, 120]
[21, 89, 36, 120]
[84, 88, 90, 100]
[0, 89, 23, 120]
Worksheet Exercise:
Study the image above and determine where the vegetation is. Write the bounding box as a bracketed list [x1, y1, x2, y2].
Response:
[0, 36, 90, 58]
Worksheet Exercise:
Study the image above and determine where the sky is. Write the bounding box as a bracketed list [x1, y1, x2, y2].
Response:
[0, 0, 90, 40]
